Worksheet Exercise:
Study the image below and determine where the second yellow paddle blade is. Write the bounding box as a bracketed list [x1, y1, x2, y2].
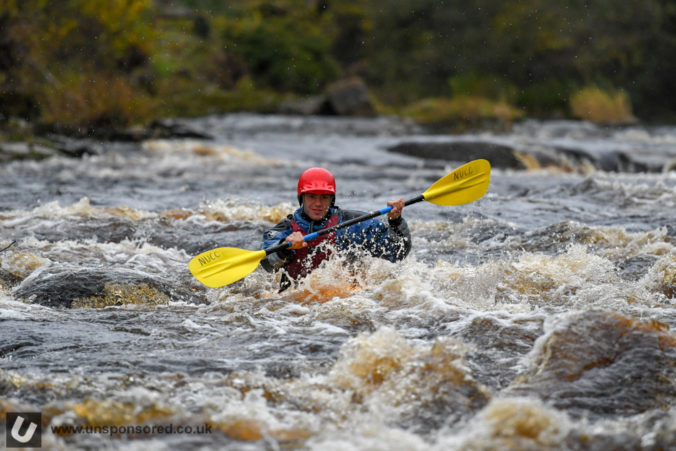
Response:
[189, 247, 267, 288]
[423, 159, 491, 206]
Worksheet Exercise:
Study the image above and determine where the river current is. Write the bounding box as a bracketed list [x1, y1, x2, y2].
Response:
[1, 115, 675, 450]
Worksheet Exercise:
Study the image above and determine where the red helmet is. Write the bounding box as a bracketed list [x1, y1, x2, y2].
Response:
[297, 167, 336, 204]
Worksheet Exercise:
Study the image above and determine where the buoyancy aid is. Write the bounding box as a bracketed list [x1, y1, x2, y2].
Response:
[285, 213, 340, 280]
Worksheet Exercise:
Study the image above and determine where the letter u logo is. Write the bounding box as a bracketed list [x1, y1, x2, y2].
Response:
[11, 416, 37, 443]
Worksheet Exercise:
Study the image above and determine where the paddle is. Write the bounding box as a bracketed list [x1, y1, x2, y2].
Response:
[189, 159, 491, 288]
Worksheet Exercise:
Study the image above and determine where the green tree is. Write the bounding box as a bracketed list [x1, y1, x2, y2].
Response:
[490, 0, 668, 115]
[1, 0, 155, 127]
[219, 0, 341, 94]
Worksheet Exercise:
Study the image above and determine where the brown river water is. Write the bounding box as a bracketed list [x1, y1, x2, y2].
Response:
[1, 115, 675, 449]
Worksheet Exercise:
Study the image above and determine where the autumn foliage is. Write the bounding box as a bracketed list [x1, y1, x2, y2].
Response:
[1, 0, 675, 130]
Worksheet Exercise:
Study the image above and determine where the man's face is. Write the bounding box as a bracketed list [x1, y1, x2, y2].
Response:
[303, 193, 333, 221]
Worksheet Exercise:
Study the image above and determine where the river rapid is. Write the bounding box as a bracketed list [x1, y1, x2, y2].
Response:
[1, 115, 675, 450]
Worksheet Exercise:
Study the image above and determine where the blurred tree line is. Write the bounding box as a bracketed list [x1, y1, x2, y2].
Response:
[1, 0, 675, 133]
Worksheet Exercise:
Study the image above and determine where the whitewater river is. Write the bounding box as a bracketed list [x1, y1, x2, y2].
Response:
[1, 115, 675, 450]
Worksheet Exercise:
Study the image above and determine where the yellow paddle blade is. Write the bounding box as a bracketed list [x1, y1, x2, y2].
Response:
[189, 247, 267, 288]
[423, 159, 491, 206]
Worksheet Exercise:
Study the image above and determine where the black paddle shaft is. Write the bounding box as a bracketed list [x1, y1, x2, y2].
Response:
[264, 194, 424, 256]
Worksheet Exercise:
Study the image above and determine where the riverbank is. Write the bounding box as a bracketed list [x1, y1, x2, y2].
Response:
[4, 0, 674, 136]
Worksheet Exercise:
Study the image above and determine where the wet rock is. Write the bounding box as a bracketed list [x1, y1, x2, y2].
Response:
[0, 137, 104, 161]
[46, 136, 104, 157]
[387, 140, 526, 169]
[39, 119, 214, 142]
[15, 270, 109, 307]
[14, 268, 204, 308]
[324, 78, 376, 116]
[281, 78, 376, 117]
[553, 145, 652, 172]
[147, 118, 212, 139]
[0, 141, 58, 162]
[387, 139, 660, 173]
[508, 310, 676, 419]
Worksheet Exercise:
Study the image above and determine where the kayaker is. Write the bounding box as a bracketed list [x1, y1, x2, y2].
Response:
[260, 167, 411, 290]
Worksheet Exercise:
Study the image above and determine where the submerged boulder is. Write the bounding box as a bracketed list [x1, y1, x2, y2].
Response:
[14, 268, 204, 308]
[386, 139, 661, 173]
[507, 310, 676, 418]
[387, 140, 525, 170]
